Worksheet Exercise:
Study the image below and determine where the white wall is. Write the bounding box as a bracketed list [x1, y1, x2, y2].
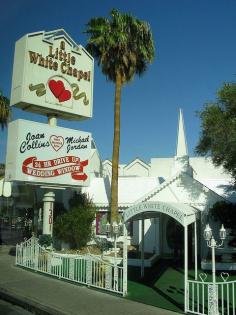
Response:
[131, 218, 160, 254]
[150, 158, 174, 178]
[124, 161, 149, 177]
[88, 149, 102, 179]
[149, 157, 231, 181]
[190, 157, 230, 180]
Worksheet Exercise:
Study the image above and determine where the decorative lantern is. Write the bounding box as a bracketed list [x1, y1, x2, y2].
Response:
[219, 224, 226, 240]
[204, 224, 212, 241]
[105, 221, 111, 234]
[112, 221, 119, 235]
[118, 220, 123, 229]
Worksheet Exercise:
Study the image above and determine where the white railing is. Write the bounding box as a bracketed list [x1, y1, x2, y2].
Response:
[187, 273, 236, 315]
[16, 236, 123, 295]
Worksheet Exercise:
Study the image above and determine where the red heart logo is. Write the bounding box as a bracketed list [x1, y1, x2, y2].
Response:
[49, 80, 64, 98]
[58, 89, 71, 102]
[49, 79, 71, 102]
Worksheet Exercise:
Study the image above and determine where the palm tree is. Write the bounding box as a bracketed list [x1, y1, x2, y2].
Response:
[0, 90, 10, 130]
[85, 9, 155, 223]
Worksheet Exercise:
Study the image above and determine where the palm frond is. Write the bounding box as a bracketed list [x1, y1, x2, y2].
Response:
[84, 9, 155, 84]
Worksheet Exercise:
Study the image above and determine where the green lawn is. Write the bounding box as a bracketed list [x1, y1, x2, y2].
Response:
[126, 259, 236, 314]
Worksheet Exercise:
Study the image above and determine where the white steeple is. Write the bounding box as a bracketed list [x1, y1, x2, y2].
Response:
[172, 109, 193, 176]
[176, 108, 188, 157]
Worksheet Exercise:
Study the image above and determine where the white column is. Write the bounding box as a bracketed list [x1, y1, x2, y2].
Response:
[123, 223, 128, 296]
[43, 191, 55, 236]
[194, 221, 198, 280]
[154, 217, 159, 254]
[41, 115, 57, 236]
[160, 213, 163, 256]
[212, 242, 216, 284]
[141, 216, 145, 278]
[184, 224, 188, 313]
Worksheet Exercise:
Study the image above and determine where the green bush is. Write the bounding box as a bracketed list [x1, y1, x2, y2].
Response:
[53, 192, 96, 249]
[39, 234, 53, 248]
[94, 237, 113, 252]
[209, 201, 236, 229]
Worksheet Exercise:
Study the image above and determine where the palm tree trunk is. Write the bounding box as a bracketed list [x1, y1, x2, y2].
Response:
[110, 72, 122, 223]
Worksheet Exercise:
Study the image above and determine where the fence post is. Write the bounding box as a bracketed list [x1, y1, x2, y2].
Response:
[105, 265, 112, 290]
[114, 263, 118, 291]
[86, 256, 92, 286]
[15, 244, 18, 265]
[47, 253, 51, 274]
[34, 244, 39, 271]
[69, 258, 75, 280]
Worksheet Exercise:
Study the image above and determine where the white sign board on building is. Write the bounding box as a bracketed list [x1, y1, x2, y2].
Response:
[10, 29, 93, 120]
[5, 119, 91, 187]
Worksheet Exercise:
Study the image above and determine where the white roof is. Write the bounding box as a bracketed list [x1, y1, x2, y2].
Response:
[83, 176, 160, 207]
[199, 179, 236, 202]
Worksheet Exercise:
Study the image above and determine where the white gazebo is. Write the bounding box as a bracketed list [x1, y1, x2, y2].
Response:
[122, 200, 198, 312]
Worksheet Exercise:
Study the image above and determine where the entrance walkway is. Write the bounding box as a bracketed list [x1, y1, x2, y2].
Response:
[0, 246, 180, 315]
[127, 259, 185, 313]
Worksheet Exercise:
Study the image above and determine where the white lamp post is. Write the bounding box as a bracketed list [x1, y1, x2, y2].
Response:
[203, 224, 226, 315]
[106, 220, 123, 258]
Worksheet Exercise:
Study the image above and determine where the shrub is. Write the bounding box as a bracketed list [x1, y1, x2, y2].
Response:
[209, 201, 236, 229]
[94, 237, 113, 252]
[39, 234, 53, 248]
[53, 192, 96, 249]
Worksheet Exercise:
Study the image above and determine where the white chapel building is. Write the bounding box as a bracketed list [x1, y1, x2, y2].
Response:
[1, 109, 235, 268]
[83, 109, 236, 269]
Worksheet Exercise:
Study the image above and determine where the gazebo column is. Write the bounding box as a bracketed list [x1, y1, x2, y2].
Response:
[141, 215, 145, 278]
[194, 221, 198, 280]
[123, 222, 128, 296]
[184, 224, 188, 313]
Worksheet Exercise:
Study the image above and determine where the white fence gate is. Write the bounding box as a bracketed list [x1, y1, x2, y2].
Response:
[16, 237, 124, 295]
[187, 273, 236, 315]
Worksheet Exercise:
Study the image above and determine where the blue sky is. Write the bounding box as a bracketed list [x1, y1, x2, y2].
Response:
[0, 0, 236, 164]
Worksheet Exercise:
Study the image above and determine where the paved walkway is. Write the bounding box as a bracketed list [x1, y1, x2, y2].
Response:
[0, 245, 182, 315]
[0, 299, 33, 315]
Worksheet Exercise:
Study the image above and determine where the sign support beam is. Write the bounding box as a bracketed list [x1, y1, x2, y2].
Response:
[42, 116, 57, 236]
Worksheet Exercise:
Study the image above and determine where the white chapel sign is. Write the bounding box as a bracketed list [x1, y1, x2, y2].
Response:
[10, 29, 94, 120]
[124, 202, 185, 225]
[5, 119, 91, 187]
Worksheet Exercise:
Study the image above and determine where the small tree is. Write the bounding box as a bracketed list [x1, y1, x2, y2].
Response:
[196, 82, 236, 184]
[0, 91, 10, 130]
[53, 192, 96, 249]
[209, 201, 236, 230]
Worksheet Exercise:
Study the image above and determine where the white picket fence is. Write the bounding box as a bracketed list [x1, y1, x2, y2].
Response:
[187, 274, 236, 315]
[16, 236, 124, 295]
